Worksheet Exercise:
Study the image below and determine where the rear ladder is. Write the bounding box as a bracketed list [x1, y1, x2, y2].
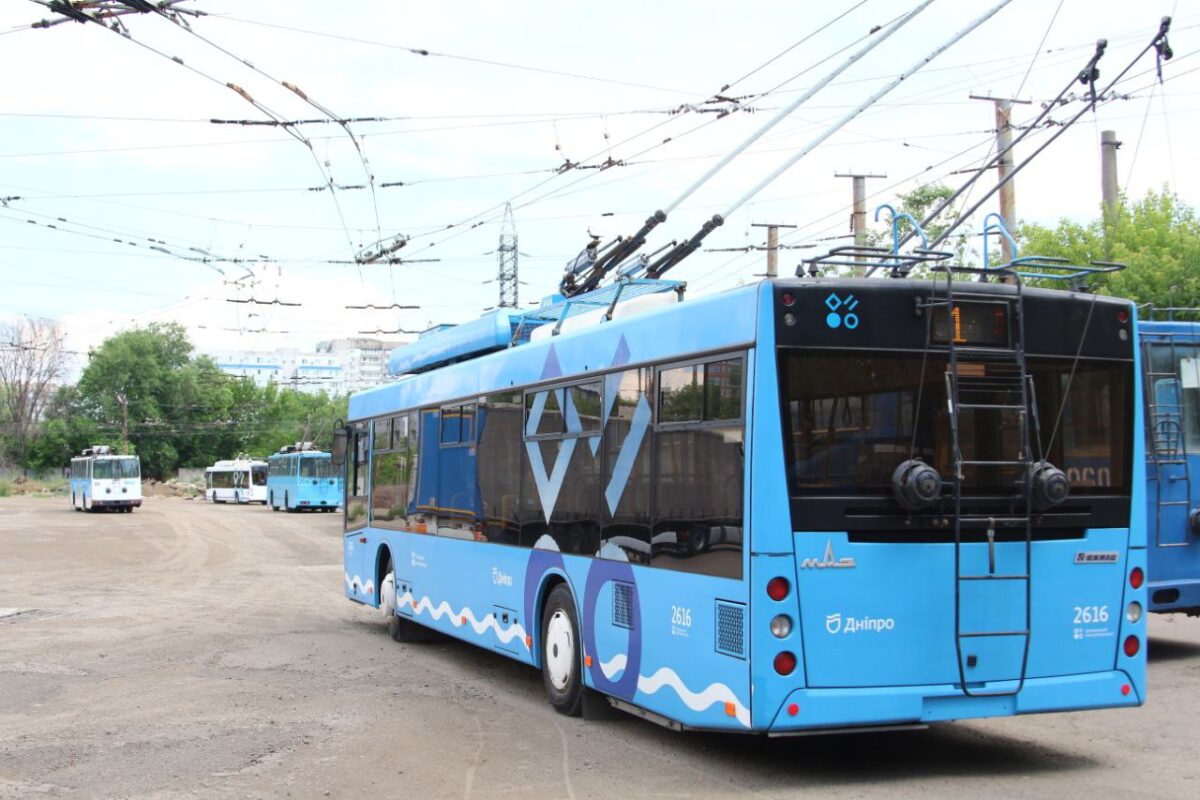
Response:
[932, 273, 1038, 697]
[1141, 330, 1194, 548]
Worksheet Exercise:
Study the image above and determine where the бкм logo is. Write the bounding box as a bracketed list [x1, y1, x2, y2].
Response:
[824, 292, 860, 330]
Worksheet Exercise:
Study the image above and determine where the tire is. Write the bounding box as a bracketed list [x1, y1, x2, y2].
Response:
[540, 583, 584, 716]
[382, 562, 436, 643]
[283, 492, 292, 513]
[270, 493, 279, 512]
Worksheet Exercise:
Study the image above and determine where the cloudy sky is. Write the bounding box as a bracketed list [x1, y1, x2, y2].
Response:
[0, 0, 1194, 373]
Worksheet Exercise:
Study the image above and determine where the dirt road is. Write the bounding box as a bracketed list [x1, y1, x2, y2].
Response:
[2, 495, 1199, 798]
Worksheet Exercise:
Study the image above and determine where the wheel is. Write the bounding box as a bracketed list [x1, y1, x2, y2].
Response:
[382, 562, 436, 643]
[540, 584, 584, 716]
[269, 492, 278, 511]
[71, 494, 80, 512]
[283, 492, 293, 512]
[83, 494, 93, 513]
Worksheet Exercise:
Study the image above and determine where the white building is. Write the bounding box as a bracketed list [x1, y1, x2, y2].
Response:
[206, 338, 404, 395]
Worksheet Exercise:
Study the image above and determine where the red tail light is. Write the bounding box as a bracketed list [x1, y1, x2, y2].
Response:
[767, 577, 790, 601]
[1130, 567, 1144, 590]
[1124, 635, 1140, 658]
[774, 651, 797, 676]
[781, 292, 796, 307]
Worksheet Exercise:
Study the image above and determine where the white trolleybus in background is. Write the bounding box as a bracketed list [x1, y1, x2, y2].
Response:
[69, 446, 142, 512]
[205, 456, 269, 504]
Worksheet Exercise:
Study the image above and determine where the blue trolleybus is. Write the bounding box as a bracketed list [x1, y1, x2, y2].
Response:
[337, 256, 1147, 733]
[1140, 309, 1200, 615]
[267, 443, 342, 512]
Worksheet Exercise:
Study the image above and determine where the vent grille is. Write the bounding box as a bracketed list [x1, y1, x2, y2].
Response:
[613, 581, 634, 629]
[715, 600, 746, 659]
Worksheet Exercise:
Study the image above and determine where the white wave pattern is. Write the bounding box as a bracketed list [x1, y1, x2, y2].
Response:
[344, 572, 375, 596]
[371, 583, 751, 729]
[598, 653, 749, 728]
[599, 653, 627, 679]
[397, 591, 530, 648]
[637, 666, 751, 728]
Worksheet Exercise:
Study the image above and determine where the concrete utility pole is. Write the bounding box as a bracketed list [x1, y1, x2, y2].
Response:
[750, 222, 797, 278]
[970, 95, 1031, 265]
[1101, 130, 1121, 223]
[834, 171, 886, 250]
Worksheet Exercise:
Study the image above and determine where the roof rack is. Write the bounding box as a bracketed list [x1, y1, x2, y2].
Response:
[1139, 303, 1200, 321]
[799, 245, 954, 277]
[511, 276, 686, 345]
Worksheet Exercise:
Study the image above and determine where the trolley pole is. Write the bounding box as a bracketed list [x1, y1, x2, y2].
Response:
[751, 222, 797, 278]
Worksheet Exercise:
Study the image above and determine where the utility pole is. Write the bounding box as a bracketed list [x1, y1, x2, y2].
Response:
[497, 203, 519, 309]
[750, 222, 797, 278]
[970, 94, 1031, 264]
[834, 171, 887, 250]
[1100, 130, 1121, 223]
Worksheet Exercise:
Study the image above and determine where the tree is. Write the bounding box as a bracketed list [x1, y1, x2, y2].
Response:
[1020, 189, 1200, 307]
[0, 317, 67, 465]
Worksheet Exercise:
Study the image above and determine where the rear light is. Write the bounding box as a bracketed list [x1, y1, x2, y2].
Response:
[781, 292, 795, 307]
[1130, 567, 1144, 590]
[767, 577, 790, 601]
[787, 702, 800, 716]
[774, 651, 797, 676]
[1126, 601, 1143, 623]
[1124, 635, 1140, 658]
[783, 312, 797, 327]
[1117, 309, 1129, 323]
[770, 615, 792, 638]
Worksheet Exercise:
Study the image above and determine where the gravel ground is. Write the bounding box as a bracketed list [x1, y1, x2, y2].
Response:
[1, 495, 1198, 799]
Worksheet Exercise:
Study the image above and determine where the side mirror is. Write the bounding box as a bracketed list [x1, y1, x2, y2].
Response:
[331, 422, 349, 468]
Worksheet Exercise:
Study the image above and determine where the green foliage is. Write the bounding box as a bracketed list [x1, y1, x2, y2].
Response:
[0, 481, 9, 498]
[20, 323, 348, 478]
[1020, 188, 1200, 307]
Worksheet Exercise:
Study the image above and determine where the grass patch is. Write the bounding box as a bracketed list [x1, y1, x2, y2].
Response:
[0, 481, 9, 498]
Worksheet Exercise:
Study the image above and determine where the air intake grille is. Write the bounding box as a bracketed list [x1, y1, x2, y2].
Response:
[715, 600, 746, 659]
[612, 581, 634, 629]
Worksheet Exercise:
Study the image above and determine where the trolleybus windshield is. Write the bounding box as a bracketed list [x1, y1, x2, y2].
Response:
[300, 457, 336, 478]
[779, 350, 1132, 498]
[91, 458, 140, 480]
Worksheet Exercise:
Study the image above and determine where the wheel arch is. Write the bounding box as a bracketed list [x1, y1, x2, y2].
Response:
[373, 542, 394, 610]
[529, 568, 575, 670]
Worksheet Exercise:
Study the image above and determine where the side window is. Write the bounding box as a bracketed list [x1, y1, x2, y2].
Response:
[344, 422, 369, 531]
[371, 410, 424, 533]
[440, 403, 478, 446]
[651, 355, 746, 579]
[600, 368, 654, 563]
[478, 392, 522, 545]
[520, 382, 602, 554]
[659, 364, 703, 423]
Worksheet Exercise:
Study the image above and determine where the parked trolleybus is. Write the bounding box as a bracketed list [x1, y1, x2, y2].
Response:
[336, 252, 1147, 734]
[267, 443, 342, 512]
[1139, 307, 1200, 615]
[69, 446, 141, 512]
[204, 456, 268, 504]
